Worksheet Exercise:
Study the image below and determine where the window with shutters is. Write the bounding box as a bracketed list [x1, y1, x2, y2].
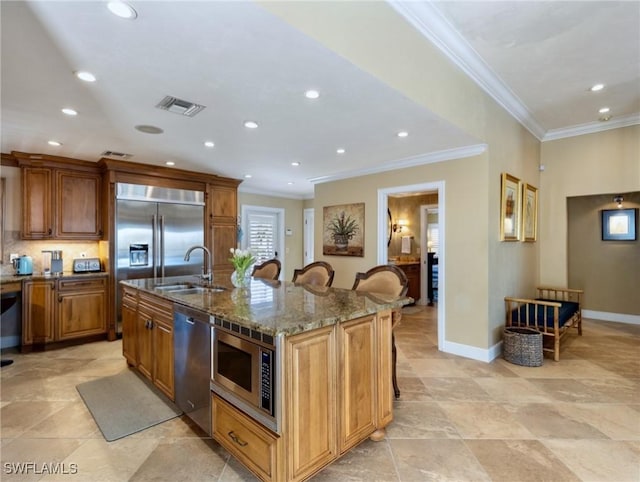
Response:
[240, 206, 285, 277]
[427, 224, 439, 256]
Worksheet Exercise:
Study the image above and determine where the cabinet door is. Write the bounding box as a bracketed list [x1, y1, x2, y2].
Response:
[22, 167, 52, 239]
[211, 224, 236, 274]
[338, 315, 377, 453]
[121, 301, 138, 366]
[136, 306, 154, 380]
[285, 326, 337, 480]
[56, 170, 102, 239]
[153, 316, 174, 400]
[57, 279, 107, 340]
[22, 280, 56, 345]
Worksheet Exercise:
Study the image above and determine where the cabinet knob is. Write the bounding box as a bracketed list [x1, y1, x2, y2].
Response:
[48, 228, 52, 235]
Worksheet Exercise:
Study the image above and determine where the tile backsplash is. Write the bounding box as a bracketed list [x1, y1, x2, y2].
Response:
[1, 230, 107, 275]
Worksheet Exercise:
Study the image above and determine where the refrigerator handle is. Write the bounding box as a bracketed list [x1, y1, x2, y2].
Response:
[152, 214, 158, 280]
[160, 215, 165, 278]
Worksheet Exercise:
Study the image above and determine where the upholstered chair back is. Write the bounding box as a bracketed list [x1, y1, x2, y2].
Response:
[292, 261, 335, 287]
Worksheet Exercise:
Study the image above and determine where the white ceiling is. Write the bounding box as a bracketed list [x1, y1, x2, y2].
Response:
[2, 1, 639, 198]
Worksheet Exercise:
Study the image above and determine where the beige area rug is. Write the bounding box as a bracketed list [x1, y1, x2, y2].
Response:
[77, 368, 182, 442]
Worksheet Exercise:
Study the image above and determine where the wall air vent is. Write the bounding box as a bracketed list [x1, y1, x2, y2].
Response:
[101, 150, 133, 159]
[155, 95, 206, 117]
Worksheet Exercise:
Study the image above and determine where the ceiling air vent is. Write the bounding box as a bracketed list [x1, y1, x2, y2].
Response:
[101, 150, 133, 159]
[155, 95, 206, 117]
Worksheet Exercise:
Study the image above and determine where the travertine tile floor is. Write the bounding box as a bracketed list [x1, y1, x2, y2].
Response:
[1, 306, 638, 481]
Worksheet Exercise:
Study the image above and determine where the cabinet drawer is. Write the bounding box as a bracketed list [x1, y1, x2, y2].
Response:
[139, 292, 173, 316]
[122, 286, 138, 307]
[58, 277, 106, 291]
[212, 394, 279, 481]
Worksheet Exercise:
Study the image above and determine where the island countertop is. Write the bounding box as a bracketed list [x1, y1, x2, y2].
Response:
[121, 274, 411, 337]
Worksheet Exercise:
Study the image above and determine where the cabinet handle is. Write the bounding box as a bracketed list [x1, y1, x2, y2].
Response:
[228, 431, 248, 447]
[48, 228, 52, 235]
[58, 296, 62, 302]
[146, 319, 153, 329]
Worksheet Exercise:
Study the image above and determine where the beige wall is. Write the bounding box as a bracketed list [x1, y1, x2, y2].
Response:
[237, 192, 305, 281]
[263, 0, 541, 352]
[568, 192, 640, 315]
[540, 125, 640, 288]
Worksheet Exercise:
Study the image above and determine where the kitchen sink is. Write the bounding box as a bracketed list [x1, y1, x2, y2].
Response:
[157, 284, 227, 295]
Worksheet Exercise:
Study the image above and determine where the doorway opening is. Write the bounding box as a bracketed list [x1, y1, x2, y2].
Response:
[378, 181, 445, 350]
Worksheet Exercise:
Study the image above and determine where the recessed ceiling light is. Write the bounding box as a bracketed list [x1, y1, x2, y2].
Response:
[287, 182, 294, 185]
[598, 107, 610, 114]
[291, 161, 300, 166]
[107, 1, 137, 19]
[599, 115, 612, 122]
[48, 140, 62, 146]
[336, 148, 345, 154]
[61, 108, 77, 116]
[589, 83, 605, 92]
[305, 90, 320, 99]
[75, 71, 96, 82]
[165, 161, 175, 166]
[135, 125, 164, 134]
[244, 121, 258, 129]
[244, 174, 252, 179]
[397, 131, 409, 138]
[204, 141, 215, 148]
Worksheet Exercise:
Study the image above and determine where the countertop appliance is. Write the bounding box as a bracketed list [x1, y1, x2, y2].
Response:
[211, 316, 279, 433]
[73, 258, 102, 273]
[42, 250, 63, 275]
[174, 303, 211, 435]
[114, 183, 205, 333]
[12, 255, 33, 275]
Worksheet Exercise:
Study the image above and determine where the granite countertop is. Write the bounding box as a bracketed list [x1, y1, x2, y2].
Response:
[0, 271, 109, 285]
[122, 274, 412, 337]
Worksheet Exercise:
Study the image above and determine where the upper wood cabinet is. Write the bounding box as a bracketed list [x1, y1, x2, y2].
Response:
[20, 161, 102, 240]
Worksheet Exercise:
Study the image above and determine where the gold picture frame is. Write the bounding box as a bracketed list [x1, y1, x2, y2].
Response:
[323, 203, 364, 257]
[522, 183, 538, 242]
[500, 173, 521, 241]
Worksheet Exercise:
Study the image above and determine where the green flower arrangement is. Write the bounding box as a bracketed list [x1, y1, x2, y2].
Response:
[229, 248, 256, 288]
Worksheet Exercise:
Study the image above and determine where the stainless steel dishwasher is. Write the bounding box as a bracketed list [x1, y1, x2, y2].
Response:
[174, 303, 211, 435]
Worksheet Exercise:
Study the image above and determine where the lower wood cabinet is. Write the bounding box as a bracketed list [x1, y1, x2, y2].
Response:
[22, 280, 56, 345]
[122, 289, 174, 401]
[57, 278, 106, 340]
[210, 310, 393, 482]
[212, 395, 282, 482]
[22, 276, 107, 348]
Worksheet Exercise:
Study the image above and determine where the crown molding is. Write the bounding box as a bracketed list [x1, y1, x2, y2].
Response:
[309, 143, 487, 185]
[238, 184, 310, 200]
[542, 113, 640, 141]
[388, 1, 546, 140]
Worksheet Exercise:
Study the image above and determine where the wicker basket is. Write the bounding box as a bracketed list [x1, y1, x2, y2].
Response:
[503, 327, 543, 367]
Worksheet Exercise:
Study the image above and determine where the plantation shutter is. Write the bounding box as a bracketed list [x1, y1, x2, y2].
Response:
[427, 225, 439, 256]
[247, 213, 277, 261]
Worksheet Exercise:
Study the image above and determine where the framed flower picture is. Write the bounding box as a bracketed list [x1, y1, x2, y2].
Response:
[522, 183, 538, 242]
[500, 173, 521, 241]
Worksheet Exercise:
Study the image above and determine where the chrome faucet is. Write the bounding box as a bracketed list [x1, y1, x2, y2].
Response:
[184, 245, 212, 283]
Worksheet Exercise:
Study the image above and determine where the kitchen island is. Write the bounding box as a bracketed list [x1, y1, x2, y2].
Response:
[121, 274, 410, 482]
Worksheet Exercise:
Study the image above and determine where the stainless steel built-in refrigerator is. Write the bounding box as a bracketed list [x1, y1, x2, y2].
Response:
[115, 183, 205, 333]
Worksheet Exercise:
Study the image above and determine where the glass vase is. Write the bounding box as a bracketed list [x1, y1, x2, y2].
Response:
[231, 267, 251, 289]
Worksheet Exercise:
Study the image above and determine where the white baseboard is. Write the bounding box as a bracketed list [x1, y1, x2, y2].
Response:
[1, 335, 20, 349]
[442, 339, 502, 363]
[582, 310, 640, 325]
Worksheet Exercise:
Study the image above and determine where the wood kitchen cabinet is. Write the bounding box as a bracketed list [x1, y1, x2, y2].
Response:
[21, 165, 102, 240]
[207, 184, 238, 275]
[57, 277, 107, 340]
[22, 280, 56, 345]
[211, 311, 392, 482]
[134, 293, 174, 400]
[121, 286, 138, 366]
[398, 262, 420, 303]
